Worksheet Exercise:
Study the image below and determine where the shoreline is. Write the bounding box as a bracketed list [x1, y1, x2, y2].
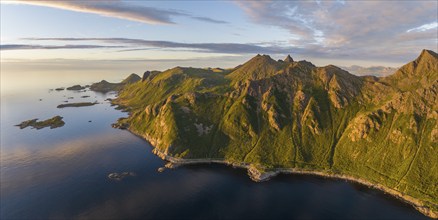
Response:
[123, 126, 437, 219]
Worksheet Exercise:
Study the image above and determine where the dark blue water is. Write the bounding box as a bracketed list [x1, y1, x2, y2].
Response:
[0, 86, 429, 219]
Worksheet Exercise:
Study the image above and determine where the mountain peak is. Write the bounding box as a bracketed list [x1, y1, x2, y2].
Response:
[284, 55, 294, 62]
[384, 49, 437, 91]
[417, 49, 438, 61]
[227, 54, 279, 82]
[409, 49, 438, 70]
[122, 73, 141, 84]
[247, 54, 276, 64]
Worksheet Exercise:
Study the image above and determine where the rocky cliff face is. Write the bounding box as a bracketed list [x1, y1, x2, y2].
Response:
[114, 50, 438, 215]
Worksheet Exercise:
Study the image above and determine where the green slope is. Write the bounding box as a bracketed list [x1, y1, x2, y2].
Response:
[114, 50, 438, 216]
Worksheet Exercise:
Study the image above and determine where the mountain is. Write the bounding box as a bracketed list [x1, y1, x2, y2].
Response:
[284, 54, 294, 62]
[121, 73, 141, 84]
[384, 49, 438, 91]
[90, 73, 141, 93]
[341, 65, 397, 77]
[113, 50, 438, 217]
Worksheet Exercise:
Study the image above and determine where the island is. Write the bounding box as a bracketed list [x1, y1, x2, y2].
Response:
[107, 172, 136, 181]
[66, 85, 86, 90]
[57, 102, 98, 108]
[109, 50, 437, 218]
[16, 116, 65, 129]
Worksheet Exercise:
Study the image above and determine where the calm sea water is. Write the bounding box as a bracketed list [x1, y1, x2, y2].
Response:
[0, 75, 429, 219]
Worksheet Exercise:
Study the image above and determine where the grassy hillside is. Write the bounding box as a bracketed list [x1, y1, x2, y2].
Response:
[114, 50, 438, 215]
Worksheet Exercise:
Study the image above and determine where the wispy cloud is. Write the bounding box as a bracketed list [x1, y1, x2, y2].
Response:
[190, 16, 228, 24]
[20, 37, 294, 54]
[7, 37, 427, 63]
[6, 0, 227, 25]
[407, 22, 438, 33]
[0, 44, 125, 50]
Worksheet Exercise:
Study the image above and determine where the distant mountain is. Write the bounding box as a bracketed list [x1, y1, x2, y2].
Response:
[112, 50, 438, 218]
[341, 65, 397, 77]
[90, 73, 141, 93]
[121, 73, 141, 84]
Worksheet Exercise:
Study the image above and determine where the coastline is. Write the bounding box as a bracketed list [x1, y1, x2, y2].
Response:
[123, 126, 437, 219]
[155, 148, 438, 218]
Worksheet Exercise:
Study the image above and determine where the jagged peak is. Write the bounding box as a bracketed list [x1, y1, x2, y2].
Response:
[242, 54, 277, 66]
[227, 54, 280, 81]
[396, 49, 437, 74]
[297, 60, 316, 68]
[419, 49, 438, 58]
[383, 49, 437, 91]
[284, 55, 294, 62]
[416, 49, 438, 63]
[253, 54, 274, 60]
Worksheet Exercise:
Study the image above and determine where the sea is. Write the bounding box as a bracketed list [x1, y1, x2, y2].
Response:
[0, 72, 429, 219]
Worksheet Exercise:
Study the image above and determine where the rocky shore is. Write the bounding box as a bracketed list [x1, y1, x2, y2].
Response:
[125, 127, 437, 219]
[155, 147, 437, 218]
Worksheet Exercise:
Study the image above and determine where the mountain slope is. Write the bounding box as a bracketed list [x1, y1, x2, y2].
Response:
[114, 50, 438, 217]
[90, 73, 141, 93]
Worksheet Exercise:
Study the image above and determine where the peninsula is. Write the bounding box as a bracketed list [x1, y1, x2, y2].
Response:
[110, 50, 437, 218]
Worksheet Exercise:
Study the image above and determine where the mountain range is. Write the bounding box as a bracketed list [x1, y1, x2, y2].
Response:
[111, 49, 438, 217]
[341, 65, 398, 77]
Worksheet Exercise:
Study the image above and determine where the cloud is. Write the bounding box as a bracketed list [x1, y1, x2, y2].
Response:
[0, 44, 125, 50]
[407, 22, 438, 33]
[236, 1, 438, 61]
[20, 37, 295, 54]
[6, 0, 227, 25]
[8, 0, 179, 24]
[0, 56, 252, 75]
[5, 36, 434, 65]
[9, 37, 429, 63]
[190, 16, 228, 24]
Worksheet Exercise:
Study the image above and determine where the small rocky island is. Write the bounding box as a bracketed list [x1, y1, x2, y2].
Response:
[16, 116, 65, 129]
[57, 102, 98, 108]
[107, 172, 136, 181]
[66, 85, 86, 90]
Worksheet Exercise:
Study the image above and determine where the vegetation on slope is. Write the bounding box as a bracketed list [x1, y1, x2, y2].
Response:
[114, 50, 438, 215]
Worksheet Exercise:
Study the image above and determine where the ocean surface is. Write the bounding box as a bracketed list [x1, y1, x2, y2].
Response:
[0, 73, 429, 219]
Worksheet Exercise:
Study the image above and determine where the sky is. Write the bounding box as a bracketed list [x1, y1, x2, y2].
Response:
[1, 0, 437, 75]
